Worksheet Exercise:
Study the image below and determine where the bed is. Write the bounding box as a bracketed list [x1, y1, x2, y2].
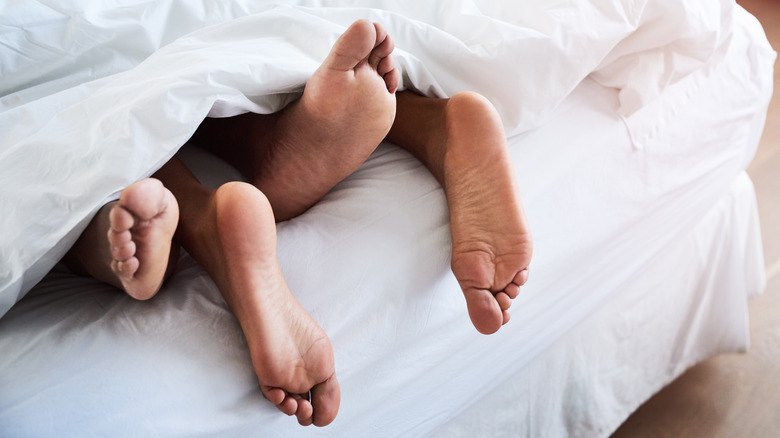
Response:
[0, 1, 774, 436]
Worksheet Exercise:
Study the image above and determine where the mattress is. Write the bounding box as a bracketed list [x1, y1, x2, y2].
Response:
[0, 2, 774, 437]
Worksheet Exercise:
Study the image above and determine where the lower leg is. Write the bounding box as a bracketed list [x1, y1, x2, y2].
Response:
[386, 92, 448, 183]
[387, 90, 533, 334]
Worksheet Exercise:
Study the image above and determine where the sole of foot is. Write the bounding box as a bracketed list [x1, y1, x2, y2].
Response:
[442, 92, 534, 335]
[107, 178, 179, 300]
[203, 182, 340, 426]
[251, 19, 400, 221]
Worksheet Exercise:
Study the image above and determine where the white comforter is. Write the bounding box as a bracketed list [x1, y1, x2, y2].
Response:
[0, 0, 738, 317]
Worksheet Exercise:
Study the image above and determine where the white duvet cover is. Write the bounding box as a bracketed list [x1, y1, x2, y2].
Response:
[0, 0, 746, 316]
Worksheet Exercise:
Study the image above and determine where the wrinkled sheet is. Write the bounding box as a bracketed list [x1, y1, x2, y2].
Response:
[0, 0, 742, 316]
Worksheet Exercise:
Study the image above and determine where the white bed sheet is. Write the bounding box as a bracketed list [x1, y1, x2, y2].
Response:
[0, 5, 773, 436]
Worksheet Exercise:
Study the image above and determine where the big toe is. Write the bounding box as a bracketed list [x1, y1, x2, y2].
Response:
[311, 374, 341, 427]
[118, 178, 169, 220]
[464, 289, 504, 335]
[325, 19, 379, 72]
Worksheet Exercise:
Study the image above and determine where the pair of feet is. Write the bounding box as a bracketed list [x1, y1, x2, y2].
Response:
[77, 20, 532, 427]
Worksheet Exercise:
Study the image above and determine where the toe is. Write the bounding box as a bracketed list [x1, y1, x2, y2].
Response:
[107, 228, 132, 247]
[464, 288, 503, 335]
[109, 205, 135, 232]
[111, 241, 136, 262]
[495, 291, 512, 311]
[295, 399, 314, 426]
[502, 310, 511, 325]
[260, 386, 286, 405]
[112, 258, 139, 278]
[376, 54, 399, 93]
[368, 25, 394, 69]
[279, 395, 298, 416]
[372, 22, 391, 54]
[326, 19, 376, 72]
[119, 178, 168, 221]
[311, 374, 340, 427]
[377, 54, 395, 77]
[505, 282, 520, 299]
[514, 269, 529, 286]
[384, 67, 400, 94]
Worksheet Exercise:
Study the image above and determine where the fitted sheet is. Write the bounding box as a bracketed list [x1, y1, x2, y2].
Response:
[0, 3, 775, 437]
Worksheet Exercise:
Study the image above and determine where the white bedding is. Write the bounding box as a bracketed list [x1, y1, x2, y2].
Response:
[0, 1, 775, 437]
[0, 0, 747, 315]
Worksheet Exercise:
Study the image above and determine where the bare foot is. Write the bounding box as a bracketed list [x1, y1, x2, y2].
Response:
[389, 91, 533, 334]
[65, 178, 179, 300]
[444, 92, 533, 334]
[249, 19, 400, 220]
[193, 182, 339, 426]
[396, 91, 533, 334]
